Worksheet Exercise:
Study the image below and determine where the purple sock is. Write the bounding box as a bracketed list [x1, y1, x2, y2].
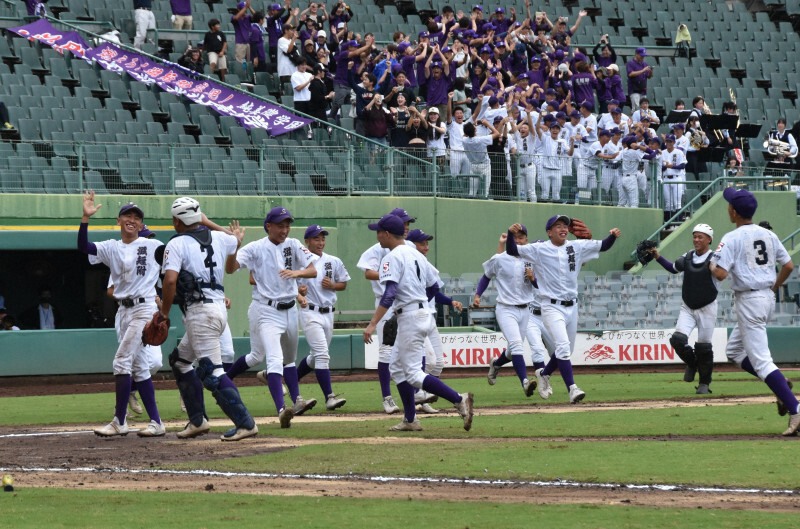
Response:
[186, 369, 205, 410]
[378, 361, 392, 398]
[115, 374, 131, 424]
[494, 349, 512, 367]
[557, 359, 575, 388]
[740, 357, 759, 377]
[315, 368, 333, 397]
[396, 381, 417, 423]
[218, 374, 238, 391]
[511, 354, 528, 383]
[297, 357, 312, 380]
[284, 365, 300, 402]
[267, 372, 286, 412]
[135, 378, 161, 424]
[533, 361, 546, 371]
[422, 374, 461, 404]
[222, 362, 232, 372]
[225, 355, 250, 380]
[766, 370, 799, 415]
[542, 355, 559, 377]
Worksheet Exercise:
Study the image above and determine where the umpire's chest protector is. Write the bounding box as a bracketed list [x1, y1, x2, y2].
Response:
[678, 251, 718, 310]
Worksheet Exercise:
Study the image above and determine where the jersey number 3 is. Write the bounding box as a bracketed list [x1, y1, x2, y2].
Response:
[753, 240, 768, 266]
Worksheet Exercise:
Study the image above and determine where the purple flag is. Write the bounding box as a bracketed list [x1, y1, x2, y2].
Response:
[9, 20, 311, 136]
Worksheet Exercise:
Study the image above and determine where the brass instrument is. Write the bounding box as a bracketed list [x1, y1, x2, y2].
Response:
[690, 129, 706, 149]
[703, 100, 724, 143]
[728, 88, 740, 129]
[763, 136, 798, 158]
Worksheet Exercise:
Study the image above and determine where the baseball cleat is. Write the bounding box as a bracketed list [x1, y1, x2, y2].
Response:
[221, 424, 258, 441]
[487, 362, 500, 385]
[776, 380, 793, 417]
[278, 406, 294, 428]
[255, 370, 268, 385]
[176, 418, 210, 439]
[325, 393, 347, 411]
[455, 392, 474, 431]
[534, 368, 552, 400]
[781, 413, 800, 436]
[94, 417, 129, 437]
[695, 383, 711, 394]
[522, 378, 537, 397]
[137, 420, 166, 437]
[416, 403, 439, 414]
[128, 393, 143, 415]
[568, 384, 586, 404]
[683, 364, 696, 383]
[292, 396, 317, 416]
[414, 390, 437, 405]
[382, 396, 400, 414]
[389, 419, 422, 431]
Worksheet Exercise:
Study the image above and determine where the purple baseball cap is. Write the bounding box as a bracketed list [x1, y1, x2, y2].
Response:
[518, 72, 528, 80]
[304, 224, 329, 238]
[482, 22, 494, 32]
[489, 66, 499, 74]
[441, 46, 451, 53]
[269, 3, 281, 10]
[518, 224, 527, 234]
[119, 203, 144, 219]
[610, 107, 621, 114]
[548, 121, 562, 129]
[545, 215, 572, 231]
[431, 60, 443, 69]
[495, 41, 506, 47]
[482, 86, 495, 94]
[397, 42, 410, 53]
[580, 101, 594, 111]
[368, 214, 405, 235]
[608, 98, 619, 106]
[495, 7, 505, 13]
[265, 206, 294, 225]
[542, 114, 556, 123]
[555, 111, 567, 120]
[611, 127, 621, 135]
[598, 129, 611, 137]
[635, 47, 647, 56]
[723, 187, 757, 219]
[622, 135, 638, 146]
[492, 114, 504, 123]
[569, 109, 580, 119]
[671, 123, 685, 130]
[406, 229, 434, 242]
[138, 225, 156, 238]
[545, 88, 556, 95]
[473, 4, 483, 11]
[531, 55, 541, 62]
[480, 45, 492, 54]
[573, 51, 587, 62]
[389, 207, 416, 223]
[237, 1, 246, 9]
[418, 30, 429, 38]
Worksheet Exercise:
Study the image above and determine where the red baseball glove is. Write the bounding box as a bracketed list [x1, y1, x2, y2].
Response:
[142, 311, 170, 346]
[569, 218, 592, 239]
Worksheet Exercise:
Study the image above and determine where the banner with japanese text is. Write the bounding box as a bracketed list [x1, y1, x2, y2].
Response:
[9, 19, 311, 136]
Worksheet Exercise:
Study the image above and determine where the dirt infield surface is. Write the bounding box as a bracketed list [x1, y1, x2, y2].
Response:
[2, 394, 799, 512]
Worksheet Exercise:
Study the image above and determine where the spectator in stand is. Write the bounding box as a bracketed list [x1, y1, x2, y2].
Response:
[405, 105, 429, 159]
[329, 37, 372, 124]
[21, 287, 61, 330]
[328, 2, 353, 32]
[398, 41, 426, 90]
[594, 67, 612, 113]
[315, 30, 329, 53]
[383, 69, 416, 109]
[250, 11, 268, 74]
[626, 47, 652, 111]
[133, 0, 156, 51]
[489, 7, 516, 34]
[178, 45, 204, 74]
[425, 106, 447, 167]
[266, 2, 291, 65]
[231, 1, 255, 65]
[388, 92, 411, 148]
[291, 58, 314, 136]
[551, 10, 587, 47]
[604, 64, 625, 106]
[277, 23, 298, 83]
[302, 39, 318, 65]
[592, 34, 616, 68]
[424, 44, 451, 115]
[447, 91, 468, 176]
[24, 0, 47, 16]
[300, 1, 327, 30]
[362, 93, 390, 162]
[348, 58, 388, 137]
[631, 97, 660, 126]
[571, 60, 598, 108]
[202, 19, 228, 81]
[171, 0, 192, 30]
[299, 16, 319, 44]
[1, 100, 14, 130]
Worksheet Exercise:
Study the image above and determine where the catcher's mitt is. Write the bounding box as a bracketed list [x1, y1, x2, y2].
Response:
[636, 239, 659, 265]
[569, 218, 592, 239]
[382, 314, 398, 346]
[142, 311, 170, 346]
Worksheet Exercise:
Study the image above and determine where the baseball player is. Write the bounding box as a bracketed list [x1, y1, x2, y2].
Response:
[78, 192, 166, 437]
[710, 188, 800, 436]
[600, 128, 622, 203]
[356, 208, 416, 415]
[618, 135, 657, 208]
[507, 216, 621, 403]
[476, 228, 537, 397]
[533, 114, 574, 202]
[160, 197, 257, 441]
[509, 112, 538, 203]
[650, 224, 720, 393]
[224, 206, 318, 428]
[406, 228, 464, 413]
[363, 214, 474, 432]
[661, 134, 688, 224]
[294, 224, 350, 411]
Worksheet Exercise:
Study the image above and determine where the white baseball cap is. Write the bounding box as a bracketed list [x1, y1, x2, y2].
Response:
[692, 223, 713, 239]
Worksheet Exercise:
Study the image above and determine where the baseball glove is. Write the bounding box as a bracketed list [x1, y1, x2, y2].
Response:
[142, 311, 170, 346]
[569, 218, 592, 239]
[382, 314, 398, 346]
[636, 239, 659, 265]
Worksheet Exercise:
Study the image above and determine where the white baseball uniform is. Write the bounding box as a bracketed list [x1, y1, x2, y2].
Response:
[661, 147, 687, 213]
[619, 148, 647, 208]
[513, 131, 538, 202]
[535, 133, 570, 201]
[107, 276, 162, 381]
[673, 250, 721, 342]
[600, 138, 621, 194]
[579, 139, 601, 190]
[357, 242, 395, 364]
[482, 252, 534, 359]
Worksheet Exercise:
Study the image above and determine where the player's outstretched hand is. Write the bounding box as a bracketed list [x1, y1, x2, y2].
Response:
[498, 233, 508, 243]
[472, 294, 481, 307]
[610, 228, 621, 237]
[82, 190, 102, 218]
[452, 300, 463, 312]
[363, 322, 376, 344]
[509, 223, 524, 234]
[229, 220, 246, 247]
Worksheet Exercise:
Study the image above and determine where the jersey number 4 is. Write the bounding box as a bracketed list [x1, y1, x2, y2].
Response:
[202, 245, 217, 271]
[753, 240, 768, 266]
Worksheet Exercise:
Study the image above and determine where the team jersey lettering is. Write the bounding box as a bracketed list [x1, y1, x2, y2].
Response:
[136, 246, 147, 276]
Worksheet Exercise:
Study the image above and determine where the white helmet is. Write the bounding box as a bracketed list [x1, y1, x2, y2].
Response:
[692, 223, 713, 240]
[171, 197, 202, 226]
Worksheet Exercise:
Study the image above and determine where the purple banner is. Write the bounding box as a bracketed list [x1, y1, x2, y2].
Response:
[9, 20, 311, 136]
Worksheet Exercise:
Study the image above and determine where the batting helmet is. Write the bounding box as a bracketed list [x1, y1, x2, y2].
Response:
[692, 223, 713, 240]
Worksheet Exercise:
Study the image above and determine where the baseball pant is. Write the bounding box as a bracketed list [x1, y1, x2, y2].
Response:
[637, 170, 650, 204]
[114, 305, 162, 380]
[540, 168, 562, 201]
[389, 305, 434, 388]
[630, 93, 643, 111]
[375, 298, 396, 364]
[328, 82, 351, 122]
[519, 163, 537, 202]
[424, 323, 445, 377]
[449, 150, 470, 177]
[541, 302, 578, 360]
[220, 323, 234, 365]
[174, 300, 228, 378]
[662, 176, 682, 212]
[526, 307, 553, 365]
[299, 307, 334, 370]
[578, 163, 598, 190]
[113, 301, 158, 377]
[675, 301, 717, 344]
[726, 290, 779, 380]
[601, 168, 619, 194]
[245, 300, 299, 375]
[496, 303, 529, 358]
[618, 174, 639, 207]
[133, 8, 156, 50]
[469, 161, 491, 197]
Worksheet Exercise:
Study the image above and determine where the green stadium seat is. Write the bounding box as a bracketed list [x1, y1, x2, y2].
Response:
[276, 172, 296, 195]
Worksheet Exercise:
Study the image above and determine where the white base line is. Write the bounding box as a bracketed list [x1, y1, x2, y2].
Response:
[0, 430, 136, 438]
[1, 466, 797, 496]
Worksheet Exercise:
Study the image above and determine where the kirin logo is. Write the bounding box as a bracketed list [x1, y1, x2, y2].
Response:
[584, 344, 614, 362]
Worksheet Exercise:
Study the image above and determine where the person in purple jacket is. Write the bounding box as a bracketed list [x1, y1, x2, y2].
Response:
[626, 47, 652, 111]
[266, 2, 291, 64]
[490, 7, 516, 35]
[592, 34, 617, 68]
[250, 11, 267, 73]
[526, 55, 548, 93]
[424, 44, 451, 114]
[606, 64, 626, 106]
[232, 0, 255, 64]
[328, 37, 371, 123]
[170, 0, 192, 29]
[328, 2, 353, 32]
[571, 61, 598, 108]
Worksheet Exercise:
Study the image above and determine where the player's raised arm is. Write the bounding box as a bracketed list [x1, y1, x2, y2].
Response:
[224, 220, 246, 273]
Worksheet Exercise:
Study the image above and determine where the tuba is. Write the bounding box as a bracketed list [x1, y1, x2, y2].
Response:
[763, 135, 798, 158]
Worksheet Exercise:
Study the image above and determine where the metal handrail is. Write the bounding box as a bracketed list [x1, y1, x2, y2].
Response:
[781, 227, 800, 251]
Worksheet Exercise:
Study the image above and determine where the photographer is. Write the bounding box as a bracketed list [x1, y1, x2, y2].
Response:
[592, 34, 617, 68]
[551, 10, 587, 47]
[178, 45, 204, 74]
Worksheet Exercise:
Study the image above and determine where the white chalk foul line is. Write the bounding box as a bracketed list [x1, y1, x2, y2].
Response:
[1, 465, 797, 496]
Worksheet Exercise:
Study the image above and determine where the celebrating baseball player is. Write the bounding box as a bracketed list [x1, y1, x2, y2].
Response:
[507, 216, 620, 403]
[158, 197, 257, 441]
[78, 192, 166, 438]
[650, 224, 719, 393]
[225, 206, 318, 428]
[294, 224, 350, 411]
[709, 188, 800, 436]
[363, 214, 474, 432]
[476, 227, 538, 397]
[356, 208, 416, 415]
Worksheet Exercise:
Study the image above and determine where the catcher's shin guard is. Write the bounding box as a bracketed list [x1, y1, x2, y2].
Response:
[169, 348, 206, 427]
[695, 342, 714, 386]
[197, 358, 255, 430]
[669, 332, 695, 366]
